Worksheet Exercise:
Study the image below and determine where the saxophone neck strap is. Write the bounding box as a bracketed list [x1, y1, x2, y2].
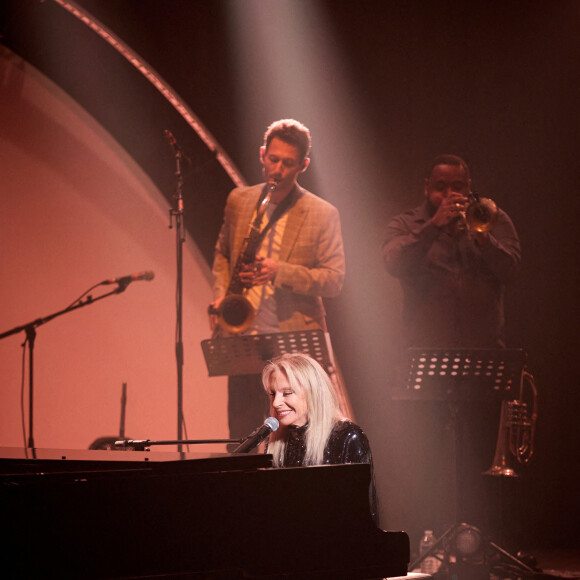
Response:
[254, 185, 297, 242]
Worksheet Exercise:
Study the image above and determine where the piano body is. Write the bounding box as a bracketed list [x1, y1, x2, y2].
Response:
[0, 447, 409, 579]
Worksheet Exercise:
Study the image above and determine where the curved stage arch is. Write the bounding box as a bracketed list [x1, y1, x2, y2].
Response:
[0, 46, 228, 451]
[51, 0, 246, 190]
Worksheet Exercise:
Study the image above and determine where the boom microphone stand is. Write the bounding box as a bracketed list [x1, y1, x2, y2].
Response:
[0, 282, 136, 451]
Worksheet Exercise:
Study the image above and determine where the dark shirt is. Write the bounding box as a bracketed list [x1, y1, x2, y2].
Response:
[383, 202, 521, 348]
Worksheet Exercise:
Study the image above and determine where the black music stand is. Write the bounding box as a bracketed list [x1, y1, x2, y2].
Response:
[396, 347, 527, 402]
[201, 329, 333, 377]
[400, 348, 527, 519]
[401, 348, 533, 578]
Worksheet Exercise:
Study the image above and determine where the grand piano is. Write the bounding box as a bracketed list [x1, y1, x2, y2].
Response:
[0, 447, 409, 579]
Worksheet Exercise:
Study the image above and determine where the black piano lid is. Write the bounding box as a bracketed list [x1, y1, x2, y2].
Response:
[0, 446, 273, 479]
[1, 448, 410, 579]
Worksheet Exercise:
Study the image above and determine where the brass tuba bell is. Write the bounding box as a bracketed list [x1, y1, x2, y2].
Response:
[484, 370, 538, 477]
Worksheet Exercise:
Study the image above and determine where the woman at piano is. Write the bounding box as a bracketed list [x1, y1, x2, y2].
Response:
[262, 352, 378, 522]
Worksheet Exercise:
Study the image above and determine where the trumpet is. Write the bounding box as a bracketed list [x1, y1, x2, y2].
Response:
[484, 369, 538, 477]
[209, 181, 277, 334]
[454, 194, 499, 233]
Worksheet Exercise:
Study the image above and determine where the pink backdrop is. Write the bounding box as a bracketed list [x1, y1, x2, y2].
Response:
[0, 49, 228, 452]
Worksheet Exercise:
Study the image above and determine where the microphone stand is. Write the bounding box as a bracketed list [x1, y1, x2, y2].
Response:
[0, 286, 129, 451]
[167, 136, 186, 453]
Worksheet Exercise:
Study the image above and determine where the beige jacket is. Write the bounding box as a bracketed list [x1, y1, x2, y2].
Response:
[212, 184, 345, 332]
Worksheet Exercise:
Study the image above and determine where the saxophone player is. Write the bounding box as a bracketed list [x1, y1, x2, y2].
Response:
[209, 119, 346, 444]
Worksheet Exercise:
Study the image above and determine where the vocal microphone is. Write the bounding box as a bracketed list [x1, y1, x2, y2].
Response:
[233, 417, 279, 453]
[102, 271, 155, 286]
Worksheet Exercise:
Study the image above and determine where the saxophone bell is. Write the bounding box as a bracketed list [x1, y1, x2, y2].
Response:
[208, 294, 255, 335]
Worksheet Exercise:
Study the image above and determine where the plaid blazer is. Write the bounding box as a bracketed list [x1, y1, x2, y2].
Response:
[212, 183, 345, 332]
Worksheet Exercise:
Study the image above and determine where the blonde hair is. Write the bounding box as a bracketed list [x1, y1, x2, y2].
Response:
[262, 353, 342, 467]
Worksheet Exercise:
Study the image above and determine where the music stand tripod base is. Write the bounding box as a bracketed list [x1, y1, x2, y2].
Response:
[409, 523, 535, 578]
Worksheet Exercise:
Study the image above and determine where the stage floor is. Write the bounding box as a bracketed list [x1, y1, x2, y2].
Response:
[408, 548, 580, 579]
[534, 549, 580, 579]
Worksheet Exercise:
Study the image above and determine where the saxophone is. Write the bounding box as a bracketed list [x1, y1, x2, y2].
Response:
[209, 181, 277, 334]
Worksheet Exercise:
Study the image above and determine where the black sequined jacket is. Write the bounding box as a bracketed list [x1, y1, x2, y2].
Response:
[268, 420, 379, 524]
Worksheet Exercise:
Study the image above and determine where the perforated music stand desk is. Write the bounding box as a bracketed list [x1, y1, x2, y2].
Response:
[394, 348, 527, 401]
[394, 347, 528, 528]
[201, 330, 332, 377]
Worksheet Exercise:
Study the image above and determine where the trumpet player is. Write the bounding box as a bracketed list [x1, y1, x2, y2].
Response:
[383, 154, 521, 349]
[209, 119, 346, 444]
[383, 154, 522, 534]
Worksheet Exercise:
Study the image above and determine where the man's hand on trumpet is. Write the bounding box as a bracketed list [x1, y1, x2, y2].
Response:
[431, 191, 468, 228]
